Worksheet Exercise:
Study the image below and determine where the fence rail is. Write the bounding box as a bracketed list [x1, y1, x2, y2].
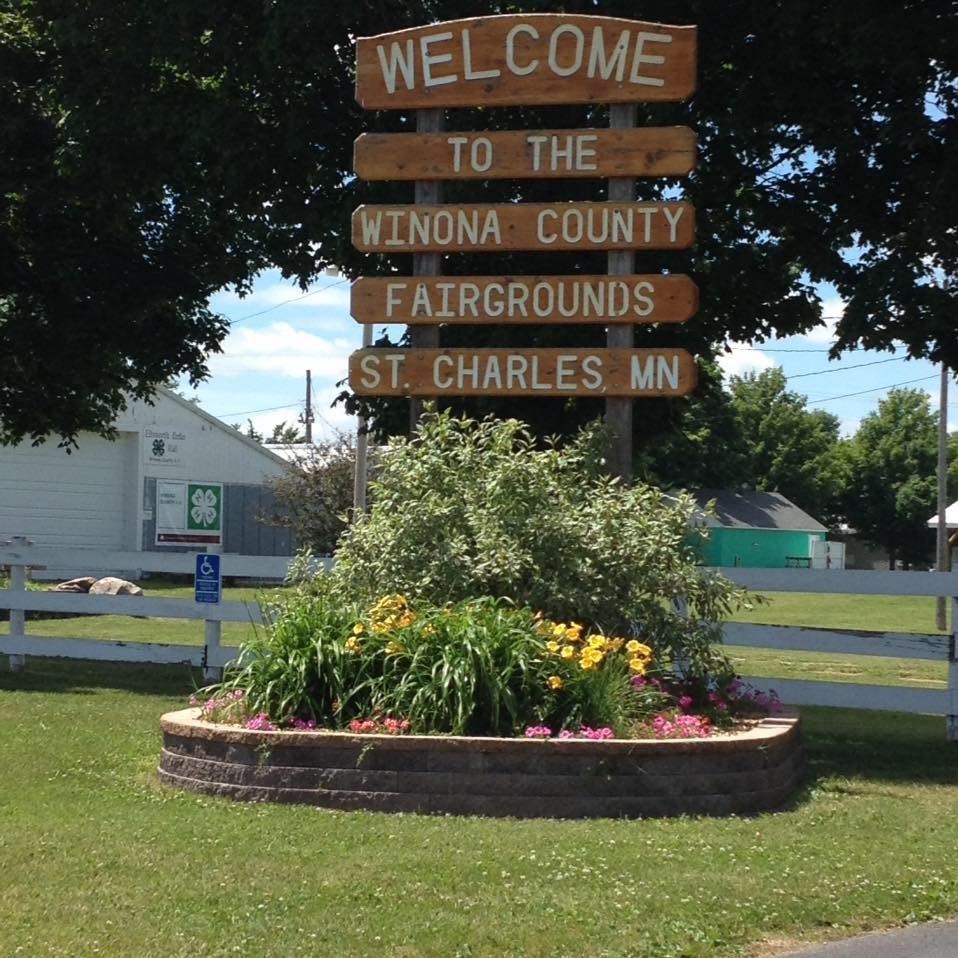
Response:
[2, 544, 956, 737]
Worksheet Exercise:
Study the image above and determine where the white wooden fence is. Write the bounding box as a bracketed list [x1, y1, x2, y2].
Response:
[1, 543, 956, 738]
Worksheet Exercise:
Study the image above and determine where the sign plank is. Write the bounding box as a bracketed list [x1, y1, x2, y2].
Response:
[350, 275, 698, 325]
[354, 127, 696, 180]
[352, 202, 694, 253]
[355, 15, 696, 109]
[349, 348, 697, 397]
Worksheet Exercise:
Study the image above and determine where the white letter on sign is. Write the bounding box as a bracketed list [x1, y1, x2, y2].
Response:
[359, 355, 381, 389]
[506, 24, 539, 76]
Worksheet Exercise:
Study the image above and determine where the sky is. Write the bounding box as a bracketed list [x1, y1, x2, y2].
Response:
[180, 268, 949, 443]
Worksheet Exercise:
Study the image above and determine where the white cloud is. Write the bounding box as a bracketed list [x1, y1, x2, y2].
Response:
[802, 295, 845, 344]
[208, 322, 358, 380]
[716, 345, 776, 379]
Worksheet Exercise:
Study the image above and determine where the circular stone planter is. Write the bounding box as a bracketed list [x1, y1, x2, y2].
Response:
[159, 709, 805, 818]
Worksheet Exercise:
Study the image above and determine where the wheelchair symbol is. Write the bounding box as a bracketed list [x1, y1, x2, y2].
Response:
[199, 557, 215, 577]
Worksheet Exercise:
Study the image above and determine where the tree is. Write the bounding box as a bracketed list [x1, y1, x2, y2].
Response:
[726, 369, 843, 522]
[633, 360, 751, 490]
[3, 1, 955, 444]
[839, 388, 938, 568]
[267, 432, 357, 554]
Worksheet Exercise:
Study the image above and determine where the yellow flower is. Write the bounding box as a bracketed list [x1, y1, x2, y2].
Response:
[560, 646, 575, 660]
[386, 640, 406, 655]
[626, 640, 652, 658]
[608, 638, 624, 652]
[551, 623, 567, 639]
[628, 657, 647, 675]
[588, 635, 608, 650]
[352, 622, 365, 636]
[579, 657, 597, 671]
[547, 675, 564, 690]
[546, 640, 561, 653]
[567, 623, 583, 640]
[423, 624, 436, 638]
[579, 647, 604, 668]
[345, 636, 363, 654]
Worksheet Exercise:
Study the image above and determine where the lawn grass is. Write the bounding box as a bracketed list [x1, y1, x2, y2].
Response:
[730, 591, 951, 635]
[1, 657, 957, 958]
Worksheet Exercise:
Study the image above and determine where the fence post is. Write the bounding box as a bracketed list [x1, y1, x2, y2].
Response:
[203, 617, 222, 683]
[8, 562, 26, 672]
[949, 596, 958, 742]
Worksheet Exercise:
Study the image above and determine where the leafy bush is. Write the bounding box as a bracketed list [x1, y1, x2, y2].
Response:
[331, 408, 746, 678]
[265, 432, 360, 554]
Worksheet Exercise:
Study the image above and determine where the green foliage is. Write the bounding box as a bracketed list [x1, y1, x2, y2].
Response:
[211, 588, 651, 736]
[332, 408, 745, 674]
[727, 368, 843, 522]
[267, 432, 358, 554]
[3, 2, 955, 443]
[838, 388, 938, 566]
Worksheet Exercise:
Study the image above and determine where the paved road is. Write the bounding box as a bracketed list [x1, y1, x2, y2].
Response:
[775, 921, 958, 957]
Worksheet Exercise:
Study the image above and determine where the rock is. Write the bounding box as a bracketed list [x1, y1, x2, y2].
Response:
[88, 577, 144, 596]
[50, 577, 97, 593]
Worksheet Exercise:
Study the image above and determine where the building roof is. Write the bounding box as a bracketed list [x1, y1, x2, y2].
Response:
[926, 501, 958, 530]
[689, 489, 828, 532]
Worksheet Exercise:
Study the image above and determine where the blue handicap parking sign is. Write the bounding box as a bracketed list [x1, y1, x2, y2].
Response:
[194, 553, 222, 604]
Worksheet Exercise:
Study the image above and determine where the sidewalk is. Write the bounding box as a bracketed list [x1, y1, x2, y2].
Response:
[776, 921, 958, 958]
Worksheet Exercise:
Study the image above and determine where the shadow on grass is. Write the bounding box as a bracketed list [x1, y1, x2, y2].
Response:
[0, 657, 202, 698]
[799, 705, 958, 788]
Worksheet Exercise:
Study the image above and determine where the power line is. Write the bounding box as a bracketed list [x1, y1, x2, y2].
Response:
[211, 401, 303, 419]
[786, 356, 906, 380]
[807, 374, 938, 405]
[224, 277, 350, 326]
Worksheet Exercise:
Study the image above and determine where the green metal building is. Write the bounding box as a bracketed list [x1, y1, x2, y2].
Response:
[690, 490, 828, 568]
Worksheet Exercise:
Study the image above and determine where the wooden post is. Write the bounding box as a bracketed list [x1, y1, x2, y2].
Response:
[353, 322, 373, 513]
[9, 562, 26, 672]
[409, 108, 444, 430]
[605, 103, 637, 482]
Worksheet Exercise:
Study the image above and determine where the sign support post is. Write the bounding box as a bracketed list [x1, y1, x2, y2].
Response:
[606, 102, 637, 483]
[410, 108, 444, 429]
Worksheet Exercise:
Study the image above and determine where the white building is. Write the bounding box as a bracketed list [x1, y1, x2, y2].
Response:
[0, 387, 294, 556]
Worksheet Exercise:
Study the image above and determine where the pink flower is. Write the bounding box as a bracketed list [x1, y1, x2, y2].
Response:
[678, 695, 694, 712]
[524, 725, 552, 739]
[244, 712, 276, 731]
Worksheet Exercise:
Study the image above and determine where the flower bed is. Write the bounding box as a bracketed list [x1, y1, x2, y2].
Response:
[158, 709, 804, 819]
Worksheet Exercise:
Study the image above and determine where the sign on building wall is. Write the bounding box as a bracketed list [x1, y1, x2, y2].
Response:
[155, 480, 223, 546]
[144, 428, 187, 470]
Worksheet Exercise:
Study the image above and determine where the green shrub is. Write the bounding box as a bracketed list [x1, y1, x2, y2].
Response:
[331, 408, 745, 678]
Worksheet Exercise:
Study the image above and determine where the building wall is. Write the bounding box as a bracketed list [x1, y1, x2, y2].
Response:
[141, 478, 295, 557]
[698, 528, 826, 568]
[0, 390, 292, 555]
[0, 431, 138, 549]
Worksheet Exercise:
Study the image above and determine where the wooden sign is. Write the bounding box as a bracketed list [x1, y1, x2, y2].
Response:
[355, 15, 697, 109]
[354, 127, 696, 180]
[352, 202, 694, 253]
[349, 348, 697, 397]
[350, 275, 698, 325]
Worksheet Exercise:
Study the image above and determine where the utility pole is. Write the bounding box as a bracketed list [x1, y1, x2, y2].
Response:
[303, 369, 314, 445]
[937, 362, 949, 630]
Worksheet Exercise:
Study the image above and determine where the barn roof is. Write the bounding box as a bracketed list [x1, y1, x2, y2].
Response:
[689, 489, 828, 532]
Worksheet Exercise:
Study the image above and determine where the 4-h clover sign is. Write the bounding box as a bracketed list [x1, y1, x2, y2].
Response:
[155, 480, 224, 546]
[187, 485, 221, 531]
